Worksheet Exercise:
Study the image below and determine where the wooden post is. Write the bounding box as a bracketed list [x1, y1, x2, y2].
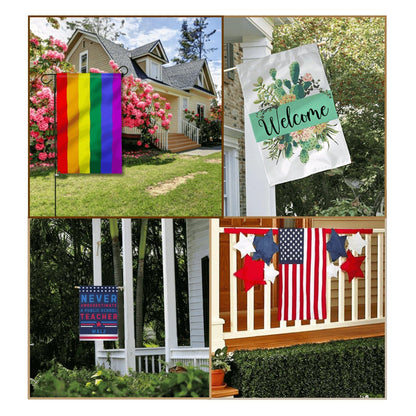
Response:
[162, 219, 178, 369]
[210, 219, 225, 351]
[122, 219, 136, 373]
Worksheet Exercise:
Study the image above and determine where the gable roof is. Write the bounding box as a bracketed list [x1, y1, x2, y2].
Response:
[66, 29, 215, 96]
[129, 40, 168, 63]
[163, 59, 207, 90]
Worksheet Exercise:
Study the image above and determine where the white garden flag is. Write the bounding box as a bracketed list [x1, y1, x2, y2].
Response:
[237, 44, 351, 186]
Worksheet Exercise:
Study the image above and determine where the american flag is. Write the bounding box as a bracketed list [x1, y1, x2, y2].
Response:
[278, 228, 327, 321]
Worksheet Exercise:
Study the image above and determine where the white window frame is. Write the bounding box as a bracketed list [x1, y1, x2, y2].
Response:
[149, 60, 161, 80]
[79, 51, 88, 73]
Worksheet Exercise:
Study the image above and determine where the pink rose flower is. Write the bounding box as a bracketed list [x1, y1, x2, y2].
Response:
[302, 73, 313, 82]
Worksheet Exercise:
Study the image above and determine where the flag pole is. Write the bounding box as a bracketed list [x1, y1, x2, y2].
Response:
[40, 72, 57, 216]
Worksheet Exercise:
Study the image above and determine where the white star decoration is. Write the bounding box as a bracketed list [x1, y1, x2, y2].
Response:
[347, 232, 367, 254]
[233, 233, 256, 257]
[327, 262, 340, 278]
[264, 263, 279, 284]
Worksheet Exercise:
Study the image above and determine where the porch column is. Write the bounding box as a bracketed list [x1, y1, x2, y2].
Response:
[241, 37, 276, 216]
[121, 219, 136, 373]
[210, 219, 225, 351]
[162, 219, 178, 369]
[92, 219, 103, 366]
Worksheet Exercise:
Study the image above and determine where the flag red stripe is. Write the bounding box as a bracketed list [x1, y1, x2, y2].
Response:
[56, 73, 68, 173]
[306, 228, 312, 320]
[277, 228, 327, 322]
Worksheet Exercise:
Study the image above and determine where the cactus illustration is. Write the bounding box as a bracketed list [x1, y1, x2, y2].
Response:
[276, 79, 283, 87]
[283, 79, 291, 89]
[269, 68, 277, 80]
[290, 62, 300, 84]
[299, 149, 309, 163]
[303, 81, 312, 91]
[293, 84, 305, 99]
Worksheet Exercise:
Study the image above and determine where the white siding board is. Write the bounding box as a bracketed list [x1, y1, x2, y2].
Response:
[186, 219, 209, 347]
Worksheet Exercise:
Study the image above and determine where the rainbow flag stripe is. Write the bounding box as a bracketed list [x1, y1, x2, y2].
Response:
[56, 73, 122, 174]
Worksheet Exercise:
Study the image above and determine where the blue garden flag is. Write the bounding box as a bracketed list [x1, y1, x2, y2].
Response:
[79, 286, 118, 341]
[237, 44, 351, 185]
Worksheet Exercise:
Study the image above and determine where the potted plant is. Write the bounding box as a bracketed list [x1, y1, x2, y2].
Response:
[211, 346, 232, 388]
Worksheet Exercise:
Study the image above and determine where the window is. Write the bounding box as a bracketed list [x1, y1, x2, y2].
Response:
[182, 97, 189, 111]
[197, 71, 205, 87]
[79, 51, 88, 73]
[197, 104, 204, 121]
[149, 61, 161, 80]
[226, 43, 235, 80]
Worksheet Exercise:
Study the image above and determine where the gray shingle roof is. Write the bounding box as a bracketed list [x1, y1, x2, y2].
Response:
[162, 59, 206, 90]
[68, 29, 214, 95]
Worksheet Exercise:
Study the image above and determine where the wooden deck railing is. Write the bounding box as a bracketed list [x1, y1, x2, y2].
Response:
[210, 219, 385, 347]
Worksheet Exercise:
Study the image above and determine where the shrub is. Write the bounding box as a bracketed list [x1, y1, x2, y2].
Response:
[226, 337, 385, 398]
[30, 362, 208, 397]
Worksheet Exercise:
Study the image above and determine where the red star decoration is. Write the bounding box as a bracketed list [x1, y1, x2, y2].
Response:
[234, 255, 266, 291]
[341, 250, 365, 282]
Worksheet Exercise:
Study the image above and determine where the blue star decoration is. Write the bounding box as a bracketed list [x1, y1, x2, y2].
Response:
[326, 229, 347, 262]
[252, 229, 279, 264]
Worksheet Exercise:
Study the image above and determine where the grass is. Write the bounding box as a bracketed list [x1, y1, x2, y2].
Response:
[30, 149, 222, 217]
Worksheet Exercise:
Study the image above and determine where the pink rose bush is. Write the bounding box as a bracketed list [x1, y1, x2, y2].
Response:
[120, 71, 172, 147]
[30, 31, 172, 170]
[30, 33, 73, 169]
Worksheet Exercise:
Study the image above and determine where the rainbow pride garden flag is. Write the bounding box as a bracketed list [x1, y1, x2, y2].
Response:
[56, 73, 122, 174]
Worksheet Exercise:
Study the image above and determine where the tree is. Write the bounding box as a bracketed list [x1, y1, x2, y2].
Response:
[173, 20, 195, 64]
[66, 17, 126, 42]
[135, 219, 148, 347]
[271, 17, 385, 216]
[173, 18, 217, 63]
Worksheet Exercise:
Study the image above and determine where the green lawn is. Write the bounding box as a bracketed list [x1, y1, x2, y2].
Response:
[30, 150, 222, 217]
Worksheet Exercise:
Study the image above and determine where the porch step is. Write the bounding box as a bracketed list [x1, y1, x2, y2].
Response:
[167, 134, 201, 153]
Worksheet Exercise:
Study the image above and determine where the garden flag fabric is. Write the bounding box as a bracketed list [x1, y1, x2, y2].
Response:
[56, 73, 122, 174]
[237, 44, 351, 185]
[79, 286, 118, 341]
[277, 228, 327, 321]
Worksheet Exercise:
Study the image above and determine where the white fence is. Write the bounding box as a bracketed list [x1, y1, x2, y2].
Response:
[96, 346, 209, 374]
[182, 120, 199, 144]
[122, 124, 169, 151]
[210, 219, 385, 346]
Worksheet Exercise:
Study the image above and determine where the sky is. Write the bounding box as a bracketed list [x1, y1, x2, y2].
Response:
[29, 16, 222, 94]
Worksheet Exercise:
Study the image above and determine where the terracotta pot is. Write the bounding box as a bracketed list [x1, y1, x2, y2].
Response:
[211, 369, 225, 386]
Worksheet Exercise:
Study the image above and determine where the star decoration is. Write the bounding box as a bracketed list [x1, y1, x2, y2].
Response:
[264, 262, 279, 284]
[347, 232, 367, 255]
[233, 232, 256, 258]
[327, 262, 340, 278]
[252, 229, 279, 264]
[234, 255, 266, 291]
[326, 229, 347, 262]
[340, 250, 365, 282]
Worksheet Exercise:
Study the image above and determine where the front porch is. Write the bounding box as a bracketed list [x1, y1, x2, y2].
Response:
[92, 219, 209, 375]
[210, 218, 386, 352]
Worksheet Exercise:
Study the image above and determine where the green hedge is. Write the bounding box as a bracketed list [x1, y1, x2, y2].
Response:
[225, 337, 385, 398]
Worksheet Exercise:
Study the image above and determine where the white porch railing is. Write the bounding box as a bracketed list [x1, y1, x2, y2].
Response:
[96, 346, 209, 374]
[122, 124, 169, 151]
[210, 219, 385, 348]
[182, 120, 200, 144]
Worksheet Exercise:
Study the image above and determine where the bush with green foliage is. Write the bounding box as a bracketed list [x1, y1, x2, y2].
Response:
[30, 362, 209, 398]
[225, 337, 385, 398]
